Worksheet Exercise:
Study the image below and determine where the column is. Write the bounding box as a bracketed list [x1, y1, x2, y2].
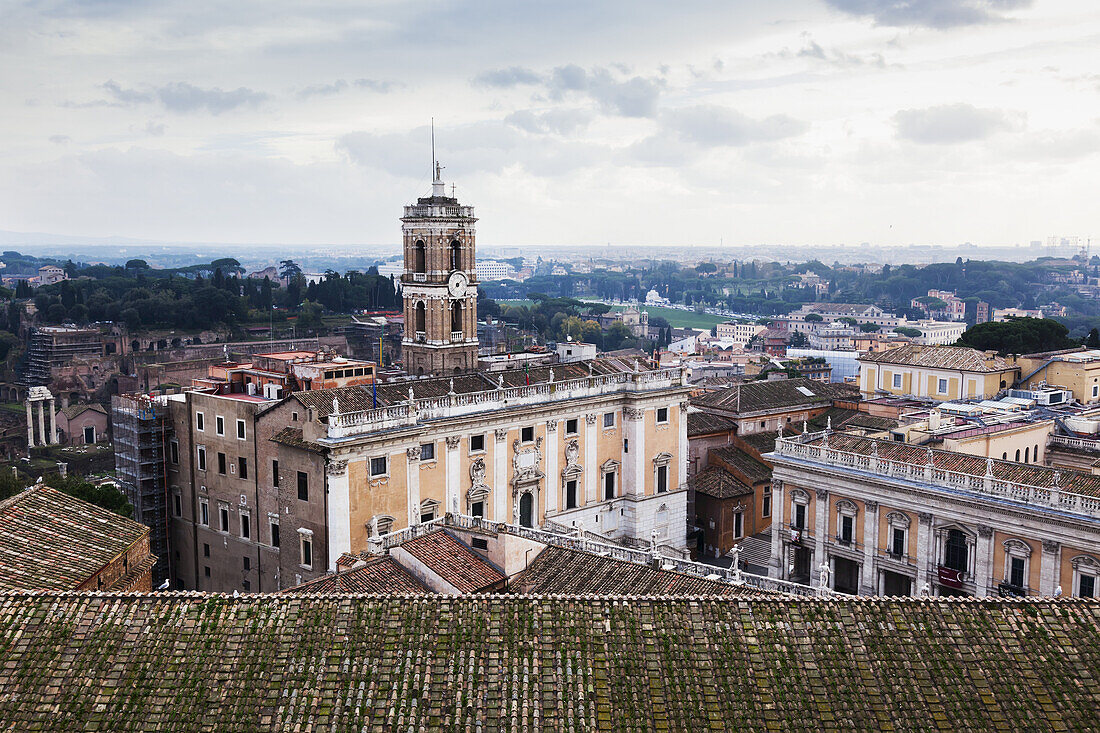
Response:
[814, 489, 828, 575]
[48, 399, 57, 445]
[975, 525, 994, 597]
[25, 401, 34, 448]
[860, 500, 878, 595]
[493, 429, 508, 521]
[36, 402, 46, 450]
[770, 479, 786, 579]
[325, 460, 350, 571]
[444, 436, 460, 514]
[916, 512, 933, 595]
[677, 401, 688, 492]
[544, 420, 558, 514]
[1040, 540, 1061, 596]
[405, 447, 421, 527]
[584, 414, 597, 505]
[623, 407, 645, 496]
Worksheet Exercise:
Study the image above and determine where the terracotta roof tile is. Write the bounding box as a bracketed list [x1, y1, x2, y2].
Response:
[687, 411, 736, 437]
[710, 445, 773, 484]
[283, 556, 427, 594]
[693, 378, 856, 414]
[399, 530, 505, 593]
[689, 465, 754, 499]
[859, 344, 1015, 372]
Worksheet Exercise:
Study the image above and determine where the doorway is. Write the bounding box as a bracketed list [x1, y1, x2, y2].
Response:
[519, 493, 534, 528]
[882, 570, 912, 597]
[833, 557, 860, 594]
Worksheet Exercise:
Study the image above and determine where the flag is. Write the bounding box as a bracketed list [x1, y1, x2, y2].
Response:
[372, 379, 377, 408]
[524, 359, 529, 386]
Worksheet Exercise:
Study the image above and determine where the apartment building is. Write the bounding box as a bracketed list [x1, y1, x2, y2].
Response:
[769, 430, 1100, 598]
[715, 321, 766, 346]
[1016, 348, 1100, 405]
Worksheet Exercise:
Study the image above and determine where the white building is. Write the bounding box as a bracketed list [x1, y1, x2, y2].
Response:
[715, 321, 766, 346]
[475, 260, 517, 281]
[555, 341, 598, 362]
[908, 320, 967, 346]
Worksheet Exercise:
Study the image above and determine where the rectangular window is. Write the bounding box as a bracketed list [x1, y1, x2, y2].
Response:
[300, 536, 313, 568]
[237, 419, 246, 440]
[762, 487, 771, 518]
[521, 426, 535, 443]
[203, 543, 210, 558]
[242, 579, 250, 592]
[199, 500, 209, 526]
[272, 460, 279, 487]
[566, 418, 578, 435]
[197, 447, 207, 471]
[1009, 557, 1026, 588]
[471, 501, 485, 518]
[217, 452, 227, 475]
[270, 521, 280, 548]
[420, 442, 435, 461]
[734, 511, 743, 539]
[173, 493, 182, 517]
[238, 456, 248, 480]
[204, 566, 210, 578]
[566, 480, 578, 509]
[216, 416, 224, 436]
[243, 556, 250, 571]
[892, 527, 905, 556]
[603, 412, 615, 428]
[937, 378, 948, 394]
[840, 515, 854, 544]
[604, 471, 615, 500]
[656, 465, 668, 493]
[892, 373, 902, 388]
[219, 505, 230, 533]
[369, 456, 388, 477]
[240, 511, 251, 540]
[297, 471, 308, 501]
[1081, 574, 1096, 598]
[170, 440, 179, 465]
[656, 407, 669, 424]
[470, 434, 485, 452]
[196, 412, 204, 431]
[794, 504, 806, 531]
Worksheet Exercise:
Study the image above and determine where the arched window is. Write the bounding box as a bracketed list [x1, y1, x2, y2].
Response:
[519, 492, 534, 528]
[1034, 444, 1039, 463]
[450, 240, 462, 271]
[1024, 447, 1030, 463]
[944, 529, 968, 573]
[413, 240, 426, 273]
[1015, 449, 1021, 462]
[1002, 452, 1007, 460]
[415, 302, 426, 333]
[451, 301, 462, 334]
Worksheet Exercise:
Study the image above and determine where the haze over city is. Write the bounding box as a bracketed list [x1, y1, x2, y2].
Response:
[1, 0, 1097, 248]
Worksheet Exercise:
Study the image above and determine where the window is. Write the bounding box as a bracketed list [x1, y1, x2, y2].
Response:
[272, 460, 279, 487]
[216, 416, 224, 436]
[199, 499, 209, 526]
[470, 434, 485, 452]
[297, 471, 308, 501]
[471, 501, 484, 517]
[1024, 447, 1030, 463]
[944, 529, 968, 573]
[170, 440, 179, 465]
[565, 480, 578, 509]
[794, 503, 806, 531]
[420, 442, 434, 461]
[1009, 557, 1025, 588]
[204, 566, 211, 578]
[892, 373, 902, 388]
[217, 452, 227, 475]
[243, 556, 250, 571]
[1015, 449, 1021, 462]
[240, 511, 250, 540]
[299, 533, 313, 569]
[472, 537, 488, 550]
[219, 505, 230, 533]
[566, 418, 578, 435]
[603, 412, 615, 428]
[521, 426, 535, 443]
[734, 510, 743, 539]
[173, 493, 182, 517]
[656, 407, 669, 424]
[937, 378, 948, 394]
[270, 520, 280, 548]
[369, 456, 388, 477]
[604, 470, 615, 500]
[242, 579, 250, 592]
[623, 438, 629, 453]
[656, 464, 668, 493]
[762, 486, 771, 518]
[196, 412, 204, 431]
[292, 411, 299, 422]
[203, 543, 210, 558]
[236, 419, 246, 440]
[840, 515, 854, 545]
[238, 456, 248, 479]
[1081, 574, 1096, 598]
[1033, 444, 1039, 463]
[197, 447, 207, 471]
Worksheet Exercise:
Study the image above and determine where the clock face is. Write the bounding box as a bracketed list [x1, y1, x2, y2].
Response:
[447, 270, 469, 297]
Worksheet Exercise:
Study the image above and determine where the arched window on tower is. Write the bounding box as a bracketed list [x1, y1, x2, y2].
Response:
[415, 302, 426, 338]
[450, 240, 462, 271]
[414, 240, 426, 274]
[451, 301, 463, 338]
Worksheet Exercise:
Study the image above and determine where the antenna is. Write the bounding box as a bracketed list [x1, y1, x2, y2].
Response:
[431, 117, 436, 177]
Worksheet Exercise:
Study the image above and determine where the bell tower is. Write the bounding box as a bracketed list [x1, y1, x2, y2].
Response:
[401, 157, 479, 376]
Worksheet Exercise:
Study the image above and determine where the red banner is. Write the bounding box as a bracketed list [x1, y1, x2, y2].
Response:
[937, 566, 963, 589]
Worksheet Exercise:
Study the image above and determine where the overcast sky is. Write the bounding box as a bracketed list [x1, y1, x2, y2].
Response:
[1, 0, 1097, 249]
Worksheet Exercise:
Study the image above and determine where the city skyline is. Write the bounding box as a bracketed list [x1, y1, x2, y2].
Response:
[1, 1, 1097, 248]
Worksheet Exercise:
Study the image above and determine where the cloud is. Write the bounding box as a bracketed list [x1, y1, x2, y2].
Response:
[103, 79, 153, 104]
[155, 82, 268, 114]
[473, 67, 543, 88]
[823, 0, 1034, 29]
[894, 103, 1022, 144]
[545, 65, 664, 118]
[297, 78, 397, 98]
[505, 109, 593, 136]
[48, 135, 71, 145]
[662, 105, 809, 147]
[793, 40, 888, 68]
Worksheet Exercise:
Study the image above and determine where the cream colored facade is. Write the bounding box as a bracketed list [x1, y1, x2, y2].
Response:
[895, 417, 1052, 465]
[769, 431, 1100, 598]
[859, 361, 1015, 401]
[716, 322, 765, 346]
[315, 367, 693, 568]
[1016, 350, 1100, 405]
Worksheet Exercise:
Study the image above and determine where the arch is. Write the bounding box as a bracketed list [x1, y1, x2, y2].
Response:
[413, 240, 426, 273]
[370, 514, 395, 537]
[417, 366, 425, 376]
[1024, 446, 1030, 463]
[451, 300, 462, 334]
[414, 301, 426, 334]
[886, 511, 911, 529]
[1034, 443, 1039, 462]
[1015, 449, 1021, 462]
[450, 239, 462, 271]
[835, 498, 859, 516]
[519, 492, 534, 528]
[1002, 538, 1032, 557]
[789, 487, 810, 504]
[1002, 452, 1007, 460]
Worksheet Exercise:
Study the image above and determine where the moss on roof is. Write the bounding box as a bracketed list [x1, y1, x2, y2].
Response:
[0, 593, 1096, 730]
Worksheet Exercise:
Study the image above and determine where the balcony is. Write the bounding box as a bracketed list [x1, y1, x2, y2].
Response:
[414, 331, 426, 343]
[877, 547, 916, 566]
[828, 534, 862, 551]
[451, 331, 464, 343]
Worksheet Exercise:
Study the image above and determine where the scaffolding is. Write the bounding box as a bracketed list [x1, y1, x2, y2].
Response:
[112, 394, 172, 585]
[18, 326, 103, 387]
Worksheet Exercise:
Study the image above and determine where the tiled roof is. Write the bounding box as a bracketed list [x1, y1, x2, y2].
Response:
[710, 445, 773, 484]
[808, 407, 899, 433]
[686, 411, 736, 437]
[803, 432, 1100, 499]
[805, 303, 880, 315]
[859, 344, 1015, 372]
[283, 557, 427, 594]
[692, 378, 856, 414]
[510, 545, 764, 596]
[689, 466, 753, 499]
[0, 594, 1097, 730]
[0, 485, 149, 591]
[399, 530, 505, 593]
[58, 403, 107, 420]
[739, 427, 803, 456]
[269, 427, 325, 454]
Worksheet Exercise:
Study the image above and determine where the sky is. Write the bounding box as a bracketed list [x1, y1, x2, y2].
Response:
[0, 0, 1097, 249]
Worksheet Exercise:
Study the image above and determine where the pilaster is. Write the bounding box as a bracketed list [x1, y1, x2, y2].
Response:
[25, 402, 33, 448]
[584, 413, 597, 505]
[406, 446, 421, 527]
[770, 479, 785, 578]
[916, 512, 933, 594]
[975, 524, 994, 597]
[814, 489, 828, 574]
[623, 407, 645, 496]
[445, 436, 461, 514]
[493, 429, 508, 520]
[1040, 540, 1060, 596]
[544, 420, 559, 514]
[325, 459, 350, 571]
[860, 500, 878, 595]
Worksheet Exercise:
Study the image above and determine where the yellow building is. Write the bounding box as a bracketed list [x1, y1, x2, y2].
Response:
[1016, 348, 1100, 405]
[859, 344, 1018, 401]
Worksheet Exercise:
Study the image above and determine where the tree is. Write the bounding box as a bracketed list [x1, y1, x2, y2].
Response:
[279, 260, 302, 286]
[894, 326, 922, 338]
[859, 322, 880, 332]
[48, 474, 133, 518]
[805, 313, 823, 322]
[789, 331, 809, 347]
[956, 317, 1076, 355]
[1087, 328, 1100, 348]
